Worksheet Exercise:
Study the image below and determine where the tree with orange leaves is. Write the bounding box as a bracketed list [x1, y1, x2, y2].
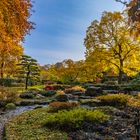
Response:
[0, 0, 33, 80]
[0, 0, 34, 44]
[0, 43, 23, 78]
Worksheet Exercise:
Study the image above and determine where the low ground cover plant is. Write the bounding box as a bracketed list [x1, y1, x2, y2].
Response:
[20, 92, 36, 99]
[56, 90, 65, 95]
[5, 103, 16, 110]
[45, 108, 109, 131]
[5, 108, 68, 140]
[0, 87, 18, 105]
[39, 90, 56, 97]
[97, 94, 131, 106]
[48, 101, 79, 112]
[65, 86, 85, 94]
[96, 93, 140, 108]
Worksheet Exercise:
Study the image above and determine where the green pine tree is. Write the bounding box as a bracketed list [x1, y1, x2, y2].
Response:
[17, 55, 40, 90]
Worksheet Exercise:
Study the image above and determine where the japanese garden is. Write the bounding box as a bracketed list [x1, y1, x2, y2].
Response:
[1, 0, 140, 140]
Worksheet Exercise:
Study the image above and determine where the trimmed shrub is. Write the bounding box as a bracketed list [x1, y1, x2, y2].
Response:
[0, 87, 18, 104]
[97, 94, 131, 106]
[0, 78, 14, 87]
[39, 90, 56, 97]
[55, 94, 69, 102]
[104, 81, 118, 85]
[45, 108, 109, 131]
[137, 92, 140, 99]
[5, 103, 16, 110]
[48, 101, 79, 112]
[56, 90, 65, 95]
[45, 85, 64, 91]
[20, 92, 36, 99]
[65, 86, 85, 94]
[85, 86, 103, 97]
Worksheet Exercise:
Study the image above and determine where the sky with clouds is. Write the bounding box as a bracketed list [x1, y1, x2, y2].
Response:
[23, 0, 124, 65]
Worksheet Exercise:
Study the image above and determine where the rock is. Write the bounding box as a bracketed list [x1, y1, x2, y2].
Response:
[18, 100, 35, 106]
[116, 132, 128, 140]
[34, 105, 43, 109]
[72, 92, 85, 96]
[0, 101, 5, 108]
[85, 86, 103, 97]
[56, 94, 69, 102]
[78, 96, 93, 100]
[35, 94, 45, 99]
[67, 94, 78, 101]
[20, 92, 36, 99]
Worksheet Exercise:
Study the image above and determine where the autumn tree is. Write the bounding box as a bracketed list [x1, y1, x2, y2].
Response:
[57, 59, 81, 84]
[0, 0, 33, 85]
[85, 12, 140, 84]
[17, 55, 40, 90]
[0, 0, 33, 45]
[116, 0, 140, 34]
[44, 60, 84, 84]
[0, 43, 23, 79]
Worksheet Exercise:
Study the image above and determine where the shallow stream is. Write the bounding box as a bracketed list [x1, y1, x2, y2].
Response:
[0, 105, 48, 140]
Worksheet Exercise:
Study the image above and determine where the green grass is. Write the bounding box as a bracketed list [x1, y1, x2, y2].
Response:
[28, 85, 45, 90]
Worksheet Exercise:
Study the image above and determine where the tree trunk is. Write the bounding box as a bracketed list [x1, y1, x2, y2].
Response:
[118, 58, 123, 84]
[0, 61, 4, 86]
[118, 69, 123, 84]
[25, 76, 28, 90]
[25, 65, 30, 90]
[118, 44, 123, 84]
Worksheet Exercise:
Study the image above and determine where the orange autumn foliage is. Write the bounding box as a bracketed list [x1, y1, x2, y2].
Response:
[0, 0, 33, 44]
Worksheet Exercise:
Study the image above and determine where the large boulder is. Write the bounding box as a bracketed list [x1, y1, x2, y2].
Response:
[56, 94, 69, 102]
[85, 86, 103, 97]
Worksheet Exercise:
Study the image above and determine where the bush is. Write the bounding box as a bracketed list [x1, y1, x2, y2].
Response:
[5, 103, 16, 110]
[39, 90, 56, 97]
[20, 92, 36, 99]
[0, 78, 14, 87]
[55, 94, 69, 102]
[56, 90, 65, 95]
[0, 87, 18, 104]
[48, 101, 79, 112]
[93, 84, 120, 90]
[45, 108, 109, 131]
[65, 86, 85, 94]
[85, 86, 103, 97]
[137, 92, 140, 99]
[97, 94, 131, 106]
[104, 81, 118, 85]
[45, 85, 64, 91]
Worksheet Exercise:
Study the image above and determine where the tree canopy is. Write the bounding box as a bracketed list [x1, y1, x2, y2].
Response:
[17, 55, 40, 89]
[0, 0, 33, 46]
[84, 12, 140, 84]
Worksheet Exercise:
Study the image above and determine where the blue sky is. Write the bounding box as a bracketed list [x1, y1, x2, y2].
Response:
[23, 0, 124, 65]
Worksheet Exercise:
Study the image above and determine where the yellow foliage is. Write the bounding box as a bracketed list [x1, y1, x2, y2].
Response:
[57, 90, 65, 95]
